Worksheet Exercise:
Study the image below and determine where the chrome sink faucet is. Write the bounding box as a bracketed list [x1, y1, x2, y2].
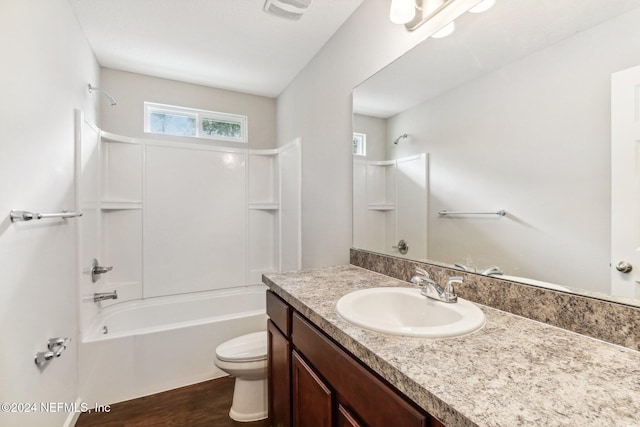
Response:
[410, 267, 461, 303]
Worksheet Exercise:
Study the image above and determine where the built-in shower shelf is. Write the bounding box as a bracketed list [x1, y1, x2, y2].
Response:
[101, 201, 143, 210]
[367, 203, 396, 211]
[100, 131, 140, 145]
[248, 202, 279, 210]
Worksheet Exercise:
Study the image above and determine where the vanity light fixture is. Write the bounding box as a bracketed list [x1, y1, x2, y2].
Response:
[391, 0, 495, 36]
[263, 0, 311, 20]
[468, 0, 495, 13]
[390, 0, 416, 24]
[431, 21, 455, 38]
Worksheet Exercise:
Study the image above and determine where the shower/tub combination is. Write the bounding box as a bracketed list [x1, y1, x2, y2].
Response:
[75, 110, 301, 404]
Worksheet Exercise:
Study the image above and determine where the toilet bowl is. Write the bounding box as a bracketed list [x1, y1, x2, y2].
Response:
[214, 331, 268, 422]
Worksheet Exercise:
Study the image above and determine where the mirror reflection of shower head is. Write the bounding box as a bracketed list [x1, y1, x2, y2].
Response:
[393, 133, 408, 145]
[88, 84, 117, 106]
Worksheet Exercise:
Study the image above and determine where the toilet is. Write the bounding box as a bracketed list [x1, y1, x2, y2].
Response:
[214, 331, 268, 422]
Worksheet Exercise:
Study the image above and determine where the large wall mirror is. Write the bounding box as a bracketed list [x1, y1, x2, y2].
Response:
[352, 0, 640, 307]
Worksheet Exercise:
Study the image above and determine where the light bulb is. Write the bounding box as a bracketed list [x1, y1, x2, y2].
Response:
[469, 0, 496, 14]
[431, 21, 455, 38]
[390, 0, 416, 24]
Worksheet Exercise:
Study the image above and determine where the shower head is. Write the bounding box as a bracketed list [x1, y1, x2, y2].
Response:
[88, 84, 118, 106]
[393, 134, 408, 145]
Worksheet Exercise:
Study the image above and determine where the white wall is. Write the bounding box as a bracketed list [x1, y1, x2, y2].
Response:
[277, 0, 436, 268]
[100, 68, 277, 150]
[0, 1, 99, 426]
[386, 8, 640, 291]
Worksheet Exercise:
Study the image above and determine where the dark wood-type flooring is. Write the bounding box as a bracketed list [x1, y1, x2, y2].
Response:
[75, 377, 270, 427]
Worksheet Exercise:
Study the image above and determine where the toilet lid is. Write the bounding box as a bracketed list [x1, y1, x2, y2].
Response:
[215, 331, 268, 362]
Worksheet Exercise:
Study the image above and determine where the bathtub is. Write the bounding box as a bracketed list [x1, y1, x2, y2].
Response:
[78, 285, 268, 405]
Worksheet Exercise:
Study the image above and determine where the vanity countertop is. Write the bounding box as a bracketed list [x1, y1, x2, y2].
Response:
[263, 265, 640, 427]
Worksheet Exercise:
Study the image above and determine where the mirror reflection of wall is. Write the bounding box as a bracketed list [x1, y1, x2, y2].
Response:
[353, 2, 640, 298]
[353, 114, 386, 161]
[353, 115, 427, 259]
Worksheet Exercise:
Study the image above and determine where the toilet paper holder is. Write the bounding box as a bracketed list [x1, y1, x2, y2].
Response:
[34, 337, 70, 367]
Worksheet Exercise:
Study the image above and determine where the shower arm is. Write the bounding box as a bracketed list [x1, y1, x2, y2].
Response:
[88, 84, 118, 106]
[393, 134, 408, 145]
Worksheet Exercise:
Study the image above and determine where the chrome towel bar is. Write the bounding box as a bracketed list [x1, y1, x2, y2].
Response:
[10, 210, 83, 222]
[439, 210, 506, 216]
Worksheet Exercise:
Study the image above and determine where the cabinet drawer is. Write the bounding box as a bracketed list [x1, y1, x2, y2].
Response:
[292, 313, 427, 427]
[266, 290, 291, 337]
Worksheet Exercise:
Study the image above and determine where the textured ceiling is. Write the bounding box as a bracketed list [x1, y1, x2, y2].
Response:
[68, 0, 363, 98]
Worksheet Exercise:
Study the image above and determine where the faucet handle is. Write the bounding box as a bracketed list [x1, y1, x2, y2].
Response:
[445, 276, 463, 291]
[444, 276, 462, 302]
[410, 275, 426, 286]
[415, 267, 430, 278]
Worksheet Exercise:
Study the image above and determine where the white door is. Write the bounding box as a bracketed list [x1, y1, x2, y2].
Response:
[611, 65, 640, 299]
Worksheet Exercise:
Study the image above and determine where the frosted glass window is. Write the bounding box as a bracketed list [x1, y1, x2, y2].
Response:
[149, 111, 196, 137]
[144, 102, 248, 143]
[353, 133, 366, 156]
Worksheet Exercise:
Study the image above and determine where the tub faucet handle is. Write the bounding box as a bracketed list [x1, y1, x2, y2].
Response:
[91, 258, 113, 283]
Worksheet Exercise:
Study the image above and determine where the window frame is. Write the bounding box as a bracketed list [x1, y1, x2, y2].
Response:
[144, 102, 248, 143]
[353, 132, 367, 156]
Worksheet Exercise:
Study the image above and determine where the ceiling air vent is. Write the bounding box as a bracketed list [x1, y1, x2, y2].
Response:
[264, 0, 312, 20]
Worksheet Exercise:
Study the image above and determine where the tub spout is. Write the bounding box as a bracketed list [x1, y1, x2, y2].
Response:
[94, 291, 118, 303]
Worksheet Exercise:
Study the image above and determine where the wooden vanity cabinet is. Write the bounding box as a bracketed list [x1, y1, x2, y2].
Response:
[266, 290, 445, 427]
[267, 291, 292, 427]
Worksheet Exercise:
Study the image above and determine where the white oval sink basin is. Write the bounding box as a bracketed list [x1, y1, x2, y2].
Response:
[336, 287, 485, 338]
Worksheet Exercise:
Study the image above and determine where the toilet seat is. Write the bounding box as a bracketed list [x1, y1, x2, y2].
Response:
[215, 331, 267, 363]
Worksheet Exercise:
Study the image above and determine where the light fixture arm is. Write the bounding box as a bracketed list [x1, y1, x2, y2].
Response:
[402, 0, 485, 32]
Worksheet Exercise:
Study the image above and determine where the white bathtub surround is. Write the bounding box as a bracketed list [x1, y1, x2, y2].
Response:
[75, 109, 300, 409]
[76, 114, 300, 323]
[79, 285, 267, 404]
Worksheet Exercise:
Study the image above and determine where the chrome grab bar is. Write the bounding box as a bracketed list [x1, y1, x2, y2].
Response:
[439, 210, 506, 216]
[10, 210, 83, 222]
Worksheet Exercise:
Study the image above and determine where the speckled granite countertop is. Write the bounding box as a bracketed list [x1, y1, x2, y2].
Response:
[263, 265, 640, 427]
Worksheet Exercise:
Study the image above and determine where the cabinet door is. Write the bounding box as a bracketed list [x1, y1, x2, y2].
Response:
[338, 404, 363, 427]
[268, 320, 290, 427]
[292, 350, 332, 427]
[292, 313, 427, 427]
